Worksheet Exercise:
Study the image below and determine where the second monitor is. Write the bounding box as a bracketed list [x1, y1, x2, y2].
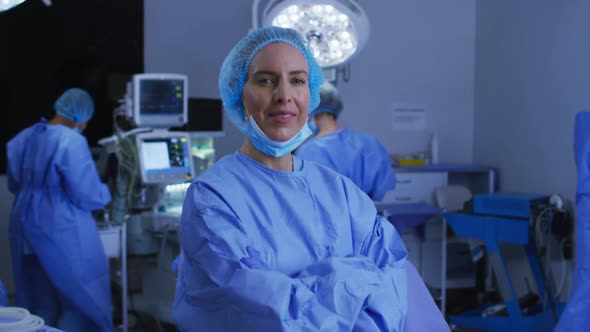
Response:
[136, 131, 195, 184]
[133, 73, 188, 129]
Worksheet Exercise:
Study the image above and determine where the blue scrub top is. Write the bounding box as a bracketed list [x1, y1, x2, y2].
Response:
[296, 128, 396, 201]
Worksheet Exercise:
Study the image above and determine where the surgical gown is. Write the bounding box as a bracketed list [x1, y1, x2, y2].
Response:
[6, 122, 113, 332]
[296, 129, 396, 201]
[555, 111, 590, 331]
[173, 152, 448, 331]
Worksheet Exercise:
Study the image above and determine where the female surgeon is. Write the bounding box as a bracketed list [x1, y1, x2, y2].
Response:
[6, 88, 113, 331]
[172, 26, 448, 331]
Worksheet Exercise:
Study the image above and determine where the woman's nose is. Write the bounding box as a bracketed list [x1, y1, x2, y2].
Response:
[273, 80, 293, 103]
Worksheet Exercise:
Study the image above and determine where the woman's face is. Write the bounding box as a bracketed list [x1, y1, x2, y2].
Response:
[242, 42, 310, 142]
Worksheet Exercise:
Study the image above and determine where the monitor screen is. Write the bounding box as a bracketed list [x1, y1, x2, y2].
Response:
[187, 98, 223, 133]
[136, 132, 194, 184]
[133, 73, 188, 128]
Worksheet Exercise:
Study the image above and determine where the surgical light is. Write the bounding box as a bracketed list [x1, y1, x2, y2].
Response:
[0, 0, 51, 13]
[253, 0, 370, 69]
[0, 0, 27, 12]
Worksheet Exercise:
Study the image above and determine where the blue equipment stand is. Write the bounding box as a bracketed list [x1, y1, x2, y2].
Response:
[444, 212, 565, 332]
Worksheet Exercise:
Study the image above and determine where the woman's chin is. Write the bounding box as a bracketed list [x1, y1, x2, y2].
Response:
[267, 129, 298, 142]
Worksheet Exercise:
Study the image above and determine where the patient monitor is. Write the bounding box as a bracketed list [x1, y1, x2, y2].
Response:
[136, 131, 194, 184]
[132, 73, 188, 129]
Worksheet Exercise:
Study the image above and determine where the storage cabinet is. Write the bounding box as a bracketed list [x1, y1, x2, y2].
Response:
[382, 172, 447, 204]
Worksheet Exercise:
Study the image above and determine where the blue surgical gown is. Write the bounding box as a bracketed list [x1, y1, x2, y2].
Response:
[295, 129, 396, 201]
[6, 122, 113, 331]
[555, 111, 590, 331]
[173, 152, 448, 331]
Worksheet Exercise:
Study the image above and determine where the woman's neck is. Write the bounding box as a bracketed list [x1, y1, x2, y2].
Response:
[239, 138, 293, 172]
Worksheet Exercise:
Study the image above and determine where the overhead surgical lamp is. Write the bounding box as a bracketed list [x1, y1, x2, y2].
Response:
[0, 0, 51, 13]
[0, 0, 27, 12]
[252, 0, 370, 82]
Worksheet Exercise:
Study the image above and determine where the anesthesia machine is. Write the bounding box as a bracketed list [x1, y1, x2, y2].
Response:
[96, 72, 223, 325]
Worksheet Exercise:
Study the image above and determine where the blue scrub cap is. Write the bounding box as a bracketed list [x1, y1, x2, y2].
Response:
[218, 26, 324, 130]
[54, 88, 95, 123]
[309, 82, 343, 118]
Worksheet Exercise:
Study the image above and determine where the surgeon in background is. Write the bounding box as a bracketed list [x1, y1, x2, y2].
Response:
[295, 82, 396, 201]
[555, 111, 590, 331]
[6, 88, 113, 332]
[172, 26, 447, 331]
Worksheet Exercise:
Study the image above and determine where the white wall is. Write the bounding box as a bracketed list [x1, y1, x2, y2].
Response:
[473, 1, 590, 301]
[144, 0, 476, 163]
[473, 1, 589, 205]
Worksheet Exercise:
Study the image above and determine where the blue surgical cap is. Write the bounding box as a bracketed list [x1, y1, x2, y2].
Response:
[218, 26, 324, 130]
[309, 82, 343, 118]
[54, 88, 95, 123]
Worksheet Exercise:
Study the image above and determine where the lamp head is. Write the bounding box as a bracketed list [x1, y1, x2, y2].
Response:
[262, 0, 370, 68]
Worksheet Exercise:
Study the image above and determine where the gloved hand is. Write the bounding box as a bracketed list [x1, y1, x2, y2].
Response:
[240, 246, 269, 270]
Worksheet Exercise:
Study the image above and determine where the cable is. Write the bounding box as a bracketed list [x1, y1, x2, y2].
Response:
[544, 215, 554, 310]
[535, 206, 560, 323]
[112, 132, 141, 217]
[532, 205, 559, 317]
[554, 238, 568, 299]
[534, 206, 552, 253]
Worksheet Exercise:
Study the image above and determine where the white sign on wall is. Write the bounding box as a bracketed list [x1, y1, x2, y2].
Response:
[392, 103, 427, 132]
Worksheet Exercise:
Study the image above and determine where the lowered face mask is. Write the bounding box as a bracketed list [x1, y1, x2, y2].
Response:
[241, 114, 312, 158]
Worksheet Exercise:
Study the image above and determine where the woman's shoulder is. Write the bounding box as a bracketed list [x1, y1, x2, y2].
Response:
[302, 157, 375, 210]
[191, 153, 244, 187]
[296, 131, 344, 157]
[296, 136, 325, 155]
[302, 158, 364, 191]
[301, 157, 337, 175]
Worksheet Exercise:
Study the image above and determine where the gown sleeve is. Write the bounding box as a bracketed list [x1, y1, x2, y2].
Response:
[365, 140, 397, 202]
[347, 177, 448, 331]
[57, 137, 111, 211]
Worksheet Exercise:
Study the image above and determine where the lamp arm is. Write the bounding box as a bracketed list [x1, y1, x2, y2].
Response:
[343, 63, 351, 82]
[252, 0, 263, 30]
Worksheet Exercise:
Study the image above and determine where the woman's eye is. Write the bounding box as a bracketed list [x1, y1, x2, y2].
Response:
[258, 78, 274, 85]
[292, 78, 306, 85]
